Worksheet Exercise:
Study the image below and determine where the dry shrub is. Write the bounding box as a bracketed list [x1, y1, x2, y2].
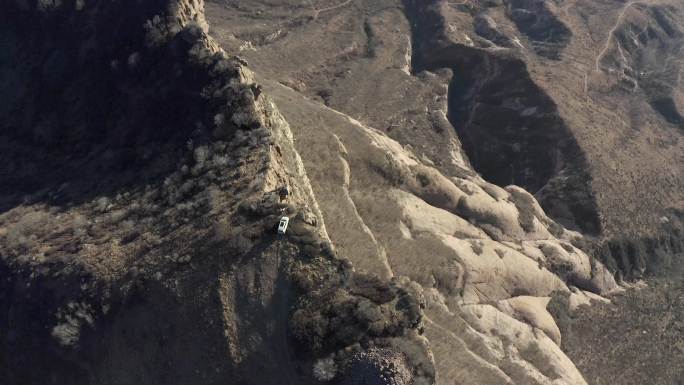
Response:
[5, 211, 53, 253]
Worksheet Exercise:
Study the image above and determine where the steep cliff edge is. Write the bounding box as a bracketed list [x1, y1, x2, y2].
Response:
[0, 1, 433, 384]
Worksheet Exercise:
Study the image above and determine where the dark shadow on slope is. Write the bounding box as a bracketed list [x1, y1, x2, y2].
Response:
[592, 209, 684, 279]
[218, 237, 307, 385]
[651, 97, 684, 128]
[0, 252, 241, 385]
[505, 0, 572, 60]
[0, 1, 244, 213]
[402, 0, 600, 235]
[445, 55, 600, 235]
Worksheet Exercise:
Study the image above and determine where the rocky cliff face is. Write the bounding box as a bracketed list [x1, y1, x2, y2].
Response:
[0, 1, 433, 384]
[1, 0, 683, 385]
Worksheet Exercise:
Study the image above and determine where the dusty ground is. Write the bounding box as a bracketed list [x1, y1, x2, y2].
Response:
[560, 258, 684, 385]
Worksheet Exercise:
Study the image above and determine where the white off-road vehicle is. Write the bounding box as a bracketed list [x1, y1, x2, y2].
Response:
[277, 216, 289, 234]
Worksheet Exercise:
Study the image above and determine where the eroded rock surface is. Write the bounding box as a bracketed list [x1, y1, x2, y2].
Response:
[0, 1, 433, 384]
[202, 1, 683, 384]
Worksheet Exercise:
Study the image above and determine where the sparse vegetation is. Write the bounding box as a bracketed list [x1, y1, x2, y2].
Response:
[4, 211, 52, 253]
[508, 188, 537, 233]
[313, 356, 338, 381]
[290, 271, 423, 358]
[546, 290, 574, 335]
[470, 240, 484, 255]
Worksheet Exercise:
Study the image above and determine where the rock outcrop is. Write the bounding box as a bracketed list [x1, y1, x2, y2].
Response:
[0, 1, 433, 384]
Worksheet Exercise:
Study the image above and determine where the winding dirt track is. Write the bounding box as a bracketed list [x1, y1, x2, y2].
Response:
[594, 0, 645, 72]
[312, 0, 353, 20]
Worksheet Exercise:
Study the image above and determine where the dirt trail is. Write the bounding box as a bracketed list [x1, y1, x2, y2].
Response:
[594, 0, 645, 72]
[312, 0, 353, 20]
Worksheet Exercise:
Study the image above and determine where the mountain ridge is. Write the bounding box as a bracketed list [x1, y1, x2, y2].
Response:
[0, 0, 682, 384]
